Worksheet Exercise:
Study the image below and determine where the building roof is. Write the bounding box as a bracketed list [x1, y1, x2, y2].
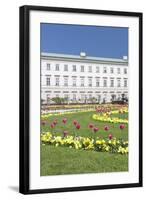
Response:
[41, 52, 128, 65]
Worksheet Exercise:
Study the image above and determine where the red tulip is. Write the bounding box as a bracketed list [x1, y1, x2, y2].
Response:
[73, 120, 78, 126]
[62, 118, 67, 124]
[76, 124, 81, 129]
[93, 127, 99, 132]
[89, 123, 94, 129]
[41, 121, 46, 126]
[63, 131, 68, 137]
[53, 120, 57, 125]
[104, 126, 109, 131]
[120, 124, 125, 130]
[108, 134, 113, 140]
[50, 123, 55, 128]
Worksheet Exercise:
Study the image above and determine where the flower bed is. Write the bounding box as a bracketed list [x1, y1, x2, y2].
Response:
[93, 108, 128, 124]
[41, 132, 128, 155]
[41, 109, 95, 120]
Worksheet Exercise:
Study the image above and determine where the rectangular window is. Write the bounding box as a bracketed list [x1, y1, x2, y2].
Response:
[55, 64, 59, 71]
[96, 78, 100, 87]
[124, 79, 128, 87]
[103, 67, 107, 73]
[117, 68, 120, 74]
[97, 95, 101, 102]
[103, 79, 107, 87]
[55, 77, 59, 86]
[88, 66, 92, 72]
[46, 77, 50, 86]
[64, 94, 69, 100]
[117, 79, 121, 87]
[64, 77, 68, 86]
[80, 78, 84, 87]
[64, 64, 68, 71]
[81, 94, 85, 100]
[73, 94, 76, 101]
[96, 66, 100, 73]
[46, 63, 50, 70]
[88, 78, 92, 87]
[110, 67, 114, 73]
[72, 65, 76, 72]
[110, 79, 114, 87]
[89, 94, 92, 99]
[72, 77, 76, 86]
[124, 68, 127, 74]
[81, 65, 84, 72]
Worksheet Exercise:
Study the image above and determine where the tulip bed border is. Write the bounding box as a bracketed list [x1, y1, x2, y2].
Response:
[92, 109, 128, 124]
[41, 132, 128, 155]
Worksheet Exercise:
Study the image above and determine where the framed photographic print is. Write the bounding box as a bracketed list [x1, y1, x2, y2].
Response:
[19, 5, 143, 194]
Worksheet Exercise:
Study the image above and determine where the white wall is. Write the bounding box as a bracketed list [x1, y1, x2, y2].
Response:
[0, 0, 145, 199]
[41, 57, 128, 103]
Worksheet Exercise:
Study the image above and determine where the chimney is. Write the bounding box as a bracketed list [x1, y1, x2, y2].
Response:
[80, 52, 86, 57]
[123, 56, 128, 60]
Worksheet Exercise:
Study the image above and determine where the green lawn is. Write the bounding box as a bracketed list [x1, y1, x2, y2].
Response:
[41, 111, 128, 176]
[41, 111, 128, 140]
[41, 145, 128, 175]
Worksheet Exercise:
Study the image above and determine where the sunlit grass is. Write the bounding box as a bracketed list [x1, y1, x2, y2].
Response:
[41, 111, 128, 176]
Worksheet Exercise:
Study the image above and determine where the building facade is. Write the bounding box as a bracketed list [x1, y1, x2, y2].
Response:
[41, 52, 128, 104]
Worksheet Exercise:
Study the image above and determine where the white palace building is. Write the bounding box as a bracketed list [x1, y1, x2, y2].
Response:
[41, 52, 128, 104]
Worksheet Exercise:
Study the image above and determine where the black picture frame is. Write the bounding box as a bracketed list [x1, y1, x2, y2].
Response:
[19, 5, 143, 194]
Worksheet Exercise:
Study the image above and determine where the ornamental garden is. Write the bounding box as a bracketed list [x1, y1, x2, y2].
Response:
[41, 104, 128, 176]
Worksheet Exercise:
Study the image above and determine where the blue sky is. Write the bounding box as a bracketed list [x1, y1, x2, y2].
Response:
[41, 23, 128, 59]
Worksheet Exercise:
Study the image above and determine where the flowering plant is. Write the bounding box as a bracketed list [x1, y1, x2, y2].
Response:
[93, 108, 128, 124]
[41, 132, 128, 155]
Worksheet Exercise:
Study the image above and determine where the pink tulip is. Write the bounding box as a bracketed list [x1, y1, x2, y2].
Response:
[108, 134, 113, 140]
[104, 126, 109, 131]
[98, 109, 101, 113]
[103, 108, 106, 113]
[62, 118, 67, 124]
[76, 124, 81, 130]
[93, 127, 99, 133]
[96, 108, 101, 113]
[120, 124, 125, 130]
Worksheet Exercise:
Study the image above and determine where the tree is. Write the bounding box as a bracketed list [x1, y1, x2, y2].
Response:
[89, 97, 97, 104]
[51, 97, 62, 104]
[64, 97, 69, 104]
[51, 97, 68, 105]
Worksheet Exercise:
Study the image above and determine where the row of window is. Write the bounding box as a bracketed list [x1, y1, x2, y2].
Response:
[45, 77, 128, 87]
[46, 63, 128, 74]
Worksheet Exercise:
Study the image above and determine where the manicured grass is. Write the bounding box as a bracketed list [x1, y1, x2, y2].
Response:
[41, 111, 128, 176]
[41, 145, 128, 176]
[111, 112, 128, 120]
[41, 111, 128, 140]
